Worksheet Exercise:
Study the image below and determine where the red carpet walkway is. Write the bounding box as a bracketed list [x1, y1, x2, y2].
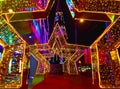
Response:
[32, 74, 101, 89]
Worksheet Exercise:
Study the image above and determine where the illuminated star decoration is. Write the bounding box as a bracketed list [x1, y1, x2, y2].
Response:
[29, 22, 88, 75]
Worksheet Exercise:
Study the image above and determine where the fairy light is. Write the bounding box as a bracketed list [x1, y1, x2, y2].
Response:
[90, 17, 120, 88]
[0, 17, 25, 89]
[19, 60, 22, 73]
[73, 0, 119, 13]
[1, 0, 120, 88]
[0, 21, 2, 24]
[8, 9, 13, 13]
[8, 59, 12, 74]
[29, 22, 88, 75]
[79, 18, 84, 23]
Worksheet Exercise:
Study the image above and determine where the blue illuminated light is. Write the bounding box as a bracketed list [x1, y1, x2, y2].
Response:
[66, 0, 75, 18]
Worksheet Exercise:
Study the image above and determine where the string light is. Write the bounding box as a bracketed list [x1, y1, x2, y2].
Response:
[73, 0, 119, 13]
[29, 22, 88, 75]
[91, 17, 120, 88]
[0, 0, 120, 89]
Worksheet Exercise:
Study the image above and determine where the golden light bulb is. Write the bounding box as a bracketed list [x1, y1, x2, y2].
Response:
[79, 18, 84, 23]
[8, 9, 13, 13]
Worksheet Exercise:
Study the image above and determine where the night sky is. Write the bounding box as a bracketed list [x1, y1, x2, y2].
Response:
[48, 0, 107, 46]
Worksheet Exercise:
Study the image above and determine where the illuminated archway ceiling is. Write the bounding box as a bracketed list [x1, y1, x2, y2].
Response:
[9, 0, 111, 46]
[1, 0, 120, 22]
[11, 21, 32, 35]
[1, 0, 120, 46]
[11, 21, 39, 45]
[72, 0, 120, 22]
[1, 0, 55, 22]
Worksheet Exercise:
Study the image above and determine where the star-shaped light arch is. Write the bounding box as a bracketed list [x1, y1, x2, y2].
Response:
[29, 22, 88, 75]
